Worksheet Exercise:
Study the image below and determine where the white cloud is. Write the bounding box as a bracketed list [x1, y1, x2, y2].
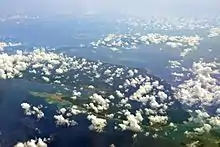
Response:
[89, 93, 109, 112]
[157, 91, 168, 102]
[14, 138, 47, 147]
[87, 114, 107, 132]
[21, 103, 31, 111]
[118, 111, 143, 132]
[209, 116, 220, 127]
[21, 103, 45, 119]
[59, 108, 67, 114]
[194, 123, 212, 134]
[54, 114, 75, 126]
[148, 115, 168, 125]
[176, 60, 220, 107]
[115, 90, 124, 98]
[42, 76, 50, 82]
[91, 32, 202, 53]
[55, 68, 63, 74]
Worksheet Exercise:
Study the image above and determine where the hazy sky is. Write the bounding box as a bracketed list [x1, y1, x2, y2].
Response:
[0, 0, 220, 17]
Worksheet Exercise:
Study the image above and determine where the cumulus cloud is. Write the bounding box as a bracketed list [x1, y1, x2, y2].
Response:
[88, 93, 109, 112]
[14, 138, 47, 147]
[175, 60, 220, 107]
[87, 114, 107, 132]
[21, 103, 44, 119]
[118, 111, 143, 132]
[129, 81, 152, 101]
[148, 115, 168, 125]
[157, 91, 168, 102]
[54, 114, 77, 126]
[193, 123, 212, 134]
[209, 116, 220, 127]
[91, 33, 202, 54]
[42, 76, 50, 82]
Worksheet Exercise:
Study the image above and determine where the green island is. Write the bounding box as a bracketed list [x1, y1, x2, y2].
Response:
[30, 91, 73, 107]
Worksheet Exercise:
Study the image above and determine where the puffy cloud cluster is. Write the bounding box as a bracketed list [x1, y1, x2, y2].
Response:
[115, 90, 124, 98]
[87, 114, 107, 132]
[118, 110, 143, 132]
[168, 60, 182, 69]
[14, 138, 47, 147]
[127, 77, 169, 115]
[54, 114, 69, 126]
[21, 103, 31, 112]
[0, 53, 26, 79]
[193, 123, 212, 134]
[86, 93, 110, 113]
[124, 74, 148, 88]
[21, 103, 44, 119]
[91, 33, 202, 51]
[53, 106, 82, 126]
[148, 115, 168, 125]
[157, 91, 168, 102]
[187, 108, 220, 130]
[0, 48, 102, 81]
[208, 116, 220, 127]
[129, 81, 152, 101]
[175, 60, 220, 107]
[188, 109, 210, 124]
[185, 141, 200, 147]
[0, 49, 52, 79]
[127, 69, 136, 77]
[216, 108, 220, 115]
[69, 105, 84, 115]
[42, 76, 50, 82]
[54, 114, 77, 126]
